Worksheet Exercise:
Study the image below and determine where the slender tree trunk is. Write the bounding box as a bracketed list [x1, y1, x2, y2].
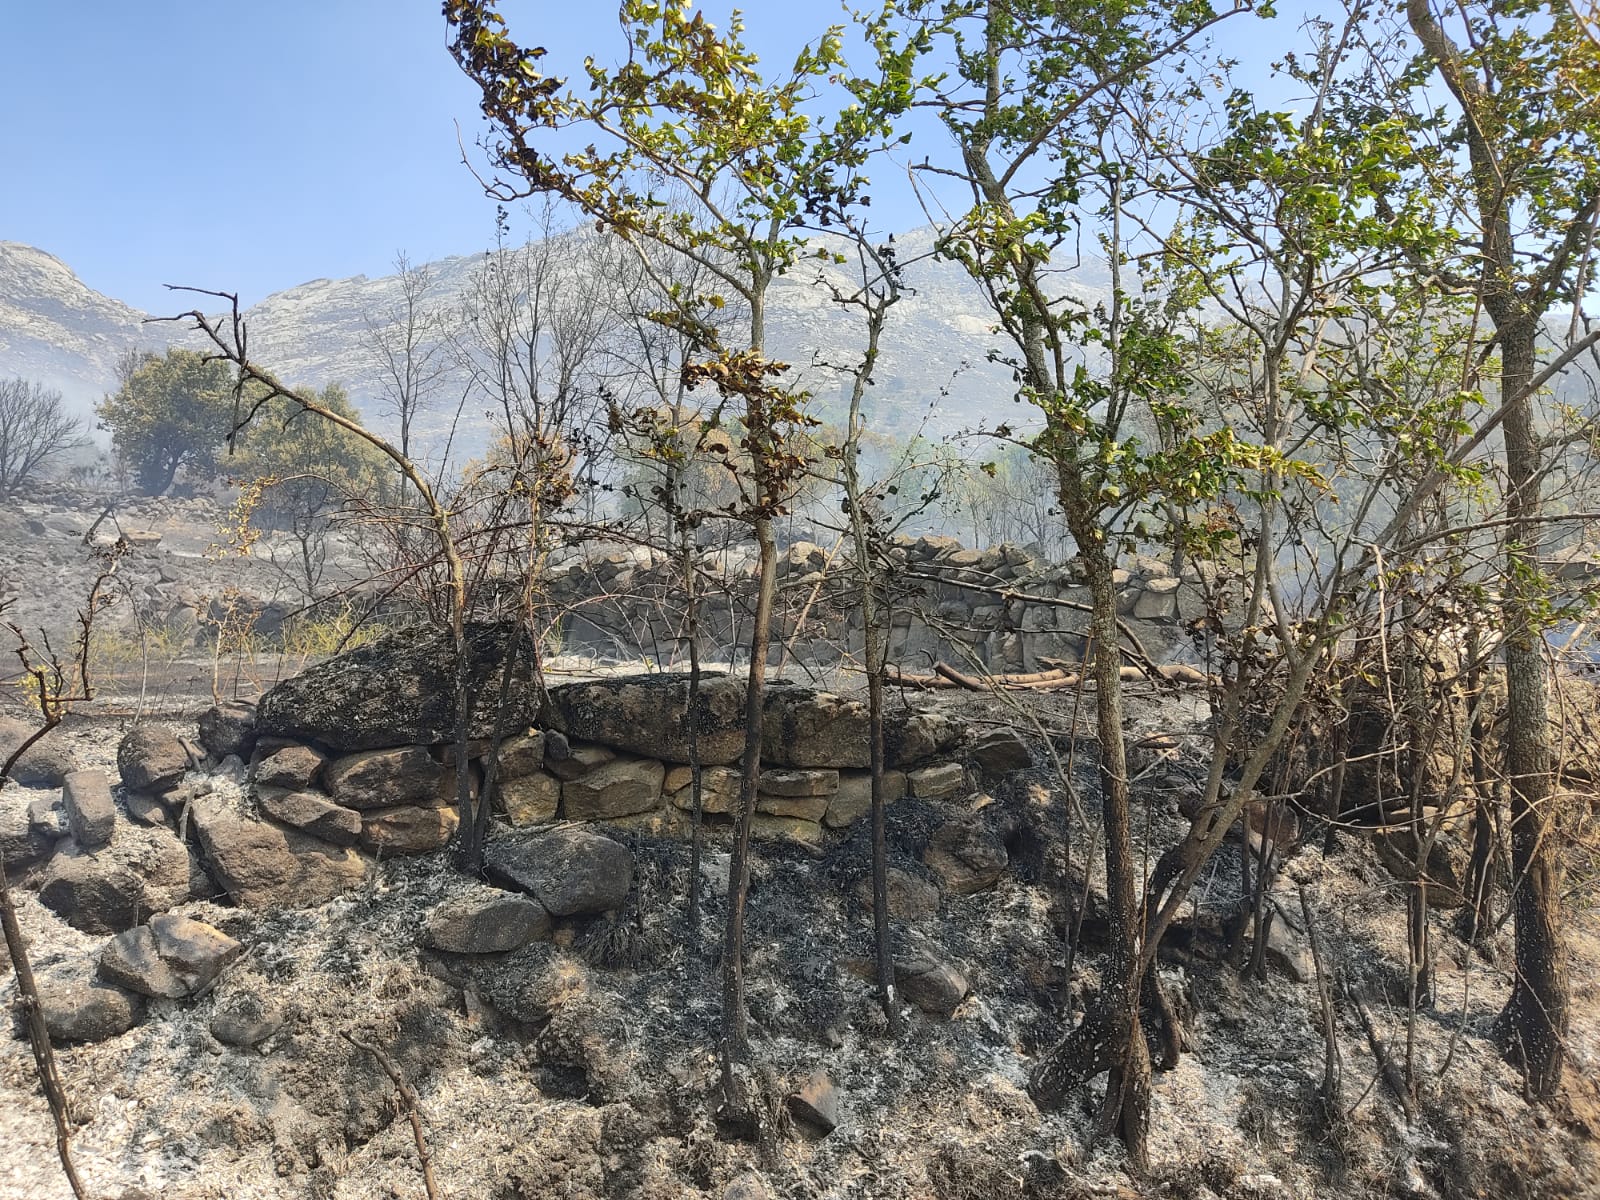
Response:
[1029, 538, 1149, 1170]
[1493, 322, 1567, 1095]
[720, 283, 779, 1106]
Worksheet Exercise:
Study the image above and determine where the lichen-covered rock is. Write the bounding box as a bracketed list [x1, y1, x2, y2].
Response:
[117, 725, 189, 793]
[494, 731, 546, 779]
[500, 772, 560, 825]
[255, 621, 538, 751]
[666, 765, 742, 815]
[761, 687, 962, 769]
[485, 828, 634, 917]
[548, 674, 748, 765]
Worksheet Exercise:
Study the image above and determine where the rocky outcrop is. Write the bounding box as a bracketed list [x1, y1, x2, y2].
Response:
[256, 622, 538, 751]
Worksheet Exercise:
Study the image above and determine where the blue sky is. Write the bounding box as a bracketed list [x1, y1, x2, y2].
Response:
[0, 2, 1300, 314]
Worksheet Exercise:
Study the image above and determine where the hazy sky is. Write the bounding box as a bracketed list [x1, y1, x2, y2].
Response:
[0, 2, 1298, 314]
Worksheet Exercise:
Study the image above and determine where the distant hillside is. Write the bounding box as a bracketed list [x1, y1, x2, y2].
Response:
[0, 232, 1117, 453]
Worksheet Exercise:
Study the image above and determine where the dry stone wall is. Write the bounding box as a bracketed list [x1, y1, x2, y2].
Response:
[542, 533, 1235, 671]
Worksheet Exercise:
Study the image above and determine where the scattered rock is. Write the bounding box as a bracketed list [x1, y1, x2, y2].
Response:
[1374, 829, 1466, 908]
[485, 828, 634, 917]
[1263, 918, 1313, 984]
[254, 743, 327, 792]
[787, 1069, 840, 1134]
[970, 728, 1032, 774]
[0, 716, 75, 786]
[924, 817, 1009, 894]
[62, 768, 116, 849]
[257, 789, 362, 846]
[123, 791, 171, 828]
[851, 867, 941, 919]
[99, 926, 187, 998]
[723, 1173, 771, 1200]
[0, 796, 55, 871]
[37, 828, 194, 934]
[117, 725, 190, 793]
[255, 621, 539, 751]
[33, 962, 144, 1042]
[149, 912, 243, 992]
[895, 951, 969, 1016]
[359, 805, 459, 855]
[560, 757, 664, 820]
[500, 772, 561, 825]
[192, 798, 369, 908]
[324, 745, 447, 810]
[907, 762, 967, 800]
[197, 702, 257, 760]
[209, 990, 284, 1048]
[422, 888, 553, 953]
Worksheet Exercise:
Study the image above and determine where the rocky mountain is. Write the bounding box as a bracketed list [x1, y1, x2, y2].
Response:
[0, 242, 158, 416]
[0, 232, 1113, 449]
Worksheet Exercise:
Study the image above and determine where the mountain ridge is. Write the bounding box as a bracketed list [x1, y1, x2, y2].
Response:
[0, 233, 1111, 449]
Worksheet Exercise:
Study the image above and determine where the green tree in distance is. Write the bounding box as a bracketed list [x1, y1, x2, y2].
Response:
[97, 348, 235, 496]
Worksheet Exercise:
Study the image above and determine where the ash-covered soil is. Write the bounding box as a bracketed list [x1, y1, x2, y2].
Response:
[3, 692, 1599, 1199]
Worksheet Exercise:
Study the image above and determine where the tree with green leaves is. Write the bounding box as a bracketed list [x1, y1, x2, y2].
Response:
[1398, 0, 1600, 1099]
[851, 0, 1257, 1165]
[97, 348, 236, 495]
[446, 0, 891, 1123]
